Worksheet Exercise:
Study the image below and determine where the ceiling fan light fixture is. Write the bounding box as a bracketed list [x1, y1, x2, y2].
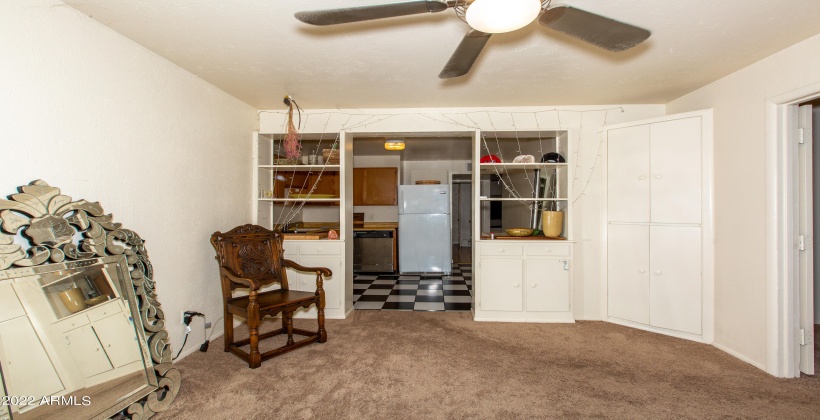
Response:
[465, 0, 541, 34]
[384, 139, 405, 151]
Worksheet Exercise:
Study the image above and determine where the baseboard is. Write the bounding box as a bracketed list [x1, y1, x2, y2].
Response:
[712, 342, 767, 372]
[173, 329, 225, 363]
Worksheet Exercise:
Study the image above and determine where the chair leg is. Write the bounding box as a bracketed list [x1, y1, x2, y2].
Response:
[223, 311, 233, 352]
[317, 305, 327, 343]
[247, 302, 261, 369]
[285, 310, 295, 346]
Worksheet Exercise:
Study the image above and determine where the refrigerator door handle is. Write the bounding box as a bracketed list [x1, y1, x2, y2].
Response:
[398, 190, 403, 214]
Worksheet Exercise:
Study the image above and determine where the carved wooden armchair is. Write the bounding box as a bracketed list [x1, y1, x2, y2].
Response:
[209, 224, 332, 368]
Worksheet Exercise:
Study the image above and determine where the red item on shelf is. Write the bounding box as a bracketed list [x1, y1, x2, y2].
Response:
[480, 155, 501, 163]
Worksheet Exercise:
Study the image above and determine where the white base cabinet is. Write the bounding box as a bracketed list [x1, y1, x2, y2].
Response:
[607, 224, 702, 335]
[283, 240, 346, 319]
[475, 242, 574, 323]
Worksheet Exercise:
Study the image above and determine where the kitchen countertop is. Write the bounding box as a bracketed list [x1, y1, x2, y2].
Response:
[354, 223, 397, 230]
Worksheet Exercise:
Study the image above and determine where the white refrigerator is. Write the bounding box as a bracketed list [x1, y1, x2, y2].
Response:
[398, 185, 452, 274]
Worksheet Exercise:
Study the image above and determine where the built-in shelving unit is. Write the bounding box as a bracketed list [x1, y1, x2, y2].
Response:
[472, 129, 575, 323]
[252, 132, 353, 320]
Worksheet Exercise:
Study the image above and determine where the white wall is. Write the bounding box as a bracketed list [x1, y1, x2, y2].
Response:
[261, 105, 665, 319]
[667, 33, 820, 370]
[0, 1, 258, 359]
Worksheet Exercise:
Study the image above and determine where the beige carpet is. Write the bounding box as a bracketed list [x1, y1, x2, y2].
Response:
[158, 311, 820, 419]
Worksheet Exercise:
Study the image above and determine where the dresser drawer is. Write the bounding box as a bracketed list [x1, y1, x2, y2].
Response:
[480, 244, 523, 256]
[56, 313, 90, 333]
[525, 244, 571, 257]
[87, 299, 125, 322]
[299, 242, 341, 255]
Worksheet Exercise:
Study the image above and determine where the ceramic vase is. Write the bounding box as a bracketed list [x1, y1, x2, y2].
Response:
[541, 210, 564, 238]
[59, 287, 87, 313]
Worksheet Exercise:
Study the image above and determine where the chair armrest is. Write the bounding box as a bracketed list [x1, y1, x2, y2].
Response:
[219, 266, 262, 291]
[283, 259, 332, 278]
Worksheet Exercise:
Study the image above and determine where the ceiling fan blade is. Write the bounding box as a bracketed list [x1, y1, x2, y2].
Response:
[439, 30, 491, 79]
[538, 6, 650, 52]
[295, 1, 449, 26]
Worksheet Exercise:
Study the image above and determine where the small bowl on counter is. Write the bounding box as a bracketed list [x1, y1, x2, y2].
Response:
[505, 228, 534, 237]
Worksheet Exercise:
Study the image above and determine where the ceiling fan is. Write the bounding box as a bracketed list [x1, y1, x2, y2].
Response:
[294, 0, 651, 79]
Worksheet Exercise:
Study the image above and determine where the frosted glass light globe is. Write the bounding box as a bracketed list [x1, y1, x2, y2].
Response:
[465, 0, 542, 34]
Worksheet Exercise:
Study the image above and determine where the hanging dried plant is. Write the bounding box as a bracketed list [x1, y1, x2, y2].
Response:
[283, 95, 302, 160]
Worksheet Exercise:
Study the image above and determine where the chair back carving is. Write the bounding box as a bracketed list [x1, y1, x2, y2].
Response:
[210, 224, 288, 293]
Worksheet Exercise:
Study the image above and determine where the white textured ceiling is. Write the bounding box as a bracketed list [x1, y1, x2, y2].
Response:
[64, 0, 820, 109]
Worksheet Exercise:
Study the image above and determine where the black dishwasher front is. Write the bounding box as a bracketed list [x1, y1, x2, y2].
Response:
[353, 230, 394, 273]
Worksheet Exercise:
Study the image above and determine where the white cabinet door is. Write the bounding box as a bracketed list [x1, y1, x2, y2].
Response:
[479, 258, 523, 312]
[0, 283, 25, 323]
[607, 224, 650, 324]
[650, 118, 702, 224]
[649, 226, 702, 334]
[607, 124, 651, 223]
[93, 314, 142, 368]
[525, 258, 570, 312]
[0, 317, 64, 400]
[65, 325, 113, 377]
[299, 256, 341, 310]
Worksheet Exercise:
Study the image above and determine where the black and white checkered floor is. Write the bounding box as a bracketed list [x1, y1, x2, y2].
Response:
[353, 263, 472, 311]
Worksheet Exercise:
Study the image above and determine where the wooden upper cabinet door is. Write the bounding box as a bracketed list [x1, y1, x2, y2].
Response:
[353, 167, 398, 206]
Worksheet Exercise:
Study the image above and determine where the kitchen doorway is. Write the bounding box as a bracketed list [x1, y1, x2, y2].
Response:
[451, 173, 473, 262]
[350, 133, 474, 312]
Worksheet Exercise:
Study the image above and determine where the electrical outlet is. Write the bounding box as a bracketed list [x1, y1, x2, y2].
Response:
[180, 310, 186, 325]
[204, 322, 212, 329]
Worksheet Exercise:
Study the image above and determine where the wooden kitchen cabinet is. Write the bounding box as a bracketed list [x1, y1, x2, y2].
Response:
[273, 170, 340, 204]
[353, 167, 398, 206]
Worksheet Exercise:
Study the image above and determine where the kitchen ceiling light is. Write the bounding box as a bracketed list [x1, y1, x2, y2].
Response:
[466, 0, 542, 34]
[384, 140, 405, 151]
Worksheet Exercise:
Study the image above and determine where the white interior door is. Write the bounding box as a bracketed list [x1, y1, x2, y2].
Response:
[607, 224, 650, 324]
[649, 225, 702, 335]
[798, 103, 815, 374]
[607, 125, 650, 223]
[650, 118, 702, 224]
[459, 182, 472, 247]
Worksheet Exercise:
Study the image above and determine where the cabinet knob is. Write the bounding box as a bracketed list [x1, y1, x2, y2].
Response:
[638, 269, 646, 274]
[530, 283, 537, 288]
[654, 270, 662, 276]
[316, 248, 322, 252]
[654, 174, 663, 179]
[638, 175, 647, 180]
[499, 249, 506, 253]
[545, 249, 552, 253]
[513, 283, 520, 288]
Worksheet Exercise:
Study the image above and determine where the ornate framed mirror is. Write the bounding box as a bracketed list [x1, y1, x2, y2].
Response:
[0, 180, 179, 419]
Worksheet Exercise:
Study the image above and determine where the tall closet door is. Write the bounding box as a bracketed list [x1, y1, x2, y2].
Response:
[607, 224, 650, 324]
[607, 125, 651, 223]
[649, 226, 702, 334]
[650, 118, 702, 224]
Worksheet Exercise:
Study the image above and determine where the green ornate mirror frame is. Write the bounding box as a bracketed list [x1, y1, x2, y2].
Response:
[0, 180, 179, 419]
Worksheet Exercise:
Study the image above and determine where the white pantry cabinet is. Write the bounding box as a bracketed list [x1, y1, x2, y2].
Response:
[604, 110, 713, 342]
